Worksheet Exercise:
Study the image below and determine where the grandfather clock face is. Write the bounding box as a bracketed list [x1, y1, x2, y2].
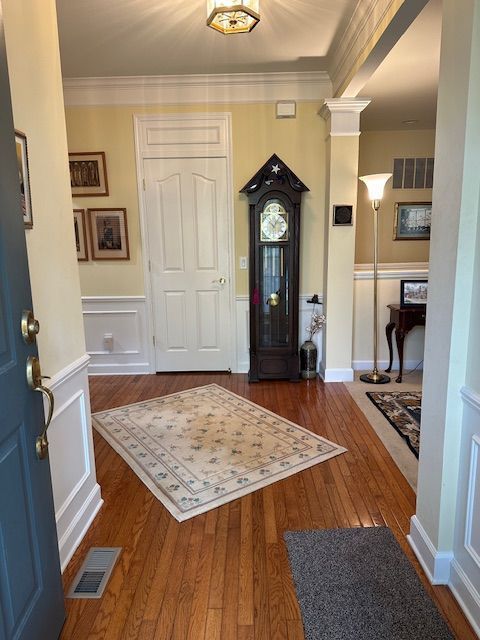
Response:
[260, 200, 288, 242]
[258, 199, 290, 348]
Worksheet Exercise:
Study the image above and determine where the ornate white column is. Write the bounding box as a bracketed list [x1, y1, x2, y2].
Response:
[319, 98, 370, 382]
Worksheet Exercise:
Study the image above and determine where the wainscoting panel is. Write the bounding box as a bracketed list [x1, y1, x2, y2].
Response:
[47, 354, 103, 571]
[82, 296, 151, 375]
[353, 264, 428, 372]
[235, 295, 323, 374]
[449, 386, 480, 636]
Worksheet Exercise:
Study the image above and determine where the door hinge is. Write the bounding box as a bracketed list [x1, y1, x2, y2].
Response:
[153, 335, 156, 346]
[142, 177, 146, 191]
[148, 259, 151, 272]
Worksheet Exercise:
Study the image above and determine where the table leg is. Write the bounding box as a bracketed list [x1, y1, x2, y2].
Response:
[394, 329, 405, 383]
[385, 321, 395, 372]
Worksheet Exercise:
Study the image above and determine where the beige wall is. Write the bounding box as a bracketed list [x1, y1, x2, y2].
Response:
[65, 102, 326, 297]
[356, 129, 435, 264]
[4, 0, 86, 374]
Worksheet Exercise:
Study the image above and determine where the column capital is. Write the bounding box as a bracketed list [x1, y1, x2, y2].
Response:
[320, 98, 371, 136]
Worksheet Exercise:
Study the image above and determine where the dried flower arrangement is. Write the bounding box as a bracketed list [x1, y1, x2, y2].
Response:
[306, 310, 326, 340]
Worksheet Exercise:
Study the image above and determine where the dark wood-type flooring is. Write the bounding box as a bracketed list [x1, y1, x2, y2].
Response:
[60, 373, 476, 639]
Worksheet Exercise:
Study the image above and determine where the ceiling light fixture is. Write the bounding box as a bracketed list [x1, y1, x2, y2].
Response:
[207, 1, 260, 34]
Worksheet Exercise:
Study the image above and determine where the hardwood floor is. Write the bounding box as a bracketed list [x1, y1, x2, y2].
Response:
[60, 374, 475, 639]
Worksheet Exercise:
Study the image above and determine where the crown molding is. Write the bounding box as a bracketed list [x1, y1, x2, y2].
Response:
[63, 71, 332, 107]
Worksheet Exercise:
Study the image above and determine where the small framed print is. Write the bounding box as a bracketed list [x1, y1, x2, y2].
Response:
[69, 151, 109, 197]
[88, 208, 129, 260]
[73, 209, 88, 261]
[333, 204, 353, 226]
[400, 279, 428, 307]
[15, 130, 33, 228]
[393, 202, 431, 240]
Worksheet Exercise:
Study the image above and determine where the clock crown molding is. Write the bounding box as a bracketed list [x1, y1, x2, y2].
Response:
[320, 98, 371, 136]
[240, 153, 309, 196]
[63, 71, 332, 107]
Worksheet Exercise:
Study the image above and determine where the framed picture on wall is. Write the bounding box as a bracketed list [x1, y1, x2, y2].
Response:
[15, 130, 33, 228]
[88, 208, 129, 260]
[393, 202, 432, 240]
[69, 151, 109, 197]
[73, 209, 88, 261]
[400, 279, 428, 307]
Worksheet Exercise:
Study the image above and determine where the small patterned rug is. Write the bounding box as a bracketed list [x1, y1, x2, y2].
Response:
[366, 391, 421, 458]
[92, 384, 346, 521]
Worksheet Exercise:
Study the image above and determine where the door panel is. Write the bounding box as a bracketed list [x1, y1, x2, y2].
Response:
[144, 157, 232, 371]
[157, 174, 184, 272]
[0, 3, 65, 638]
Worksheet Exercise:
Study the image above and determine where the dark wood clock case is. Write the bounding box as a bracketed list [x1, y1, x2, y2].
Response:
[240, 154, 309, 382]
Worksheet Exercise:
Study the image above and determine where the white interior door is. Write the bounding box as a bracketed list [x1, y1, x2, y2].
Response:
[144, 157, 232, 371]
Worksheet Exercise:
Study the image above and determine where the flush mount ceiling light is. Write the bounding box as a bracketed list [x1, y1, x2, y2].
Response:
[207, 1, 260, 34]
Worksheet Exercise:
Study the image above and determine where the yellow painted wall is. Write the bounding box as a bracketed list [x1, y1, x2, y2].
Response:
[4, 0, 86, 374]
[356, 129, 435, 264]
[65, 102, 326, 297]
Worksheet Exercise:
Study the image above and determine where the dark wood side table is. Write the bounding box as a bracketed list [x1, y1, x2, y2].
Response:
[385, 304, 426, 382]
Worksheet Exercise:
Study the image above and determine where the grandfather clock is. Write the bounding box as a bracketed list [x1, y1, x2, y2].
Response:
[240, 154, 309, 382]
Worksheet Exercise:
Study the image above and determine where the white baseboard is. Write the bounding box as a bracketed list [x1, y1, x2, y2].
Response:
[353, 359, 424, 372]
[319, 366, 354, 382]
[407, 515, 453, 584]
[82, 296, 151, 375]
[47, 354, 103, 571]
[449, 559, 480, 638]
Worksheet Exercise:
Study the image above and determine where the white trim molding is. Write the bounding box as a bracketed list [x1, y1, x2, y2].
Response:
[82, 296, 151, 375]
[46, 354, 103, 571]
[63, 71, 332, 107]
[461, 385, 480, 412]
[319, 366, 355, 383]
[407, 515, 453, 584]
[354, 262, 429, 280]
[320, 98, 371, 136]
[449, 560, 480, 638]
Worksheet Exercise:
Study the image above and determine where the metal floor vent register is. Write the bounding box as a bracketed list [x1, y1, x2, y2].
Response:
[67, 547, 121, 599]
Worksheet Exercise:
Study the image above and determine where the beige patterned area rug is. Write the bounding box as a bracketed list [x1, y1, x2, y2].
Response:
[92, 384, 346, 521]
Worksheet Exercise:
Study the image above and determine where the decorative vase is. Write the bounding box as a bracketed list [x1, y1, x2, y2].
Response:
[300, 340, 317, 379]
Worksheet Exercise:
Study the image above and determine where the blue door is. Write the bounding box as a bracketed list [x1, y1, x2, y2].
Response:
[0, 4, 65, 639]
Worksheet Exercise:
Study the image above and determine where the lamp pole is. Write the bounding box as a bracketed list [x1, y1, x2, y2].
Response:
[359, 174, 392, 384]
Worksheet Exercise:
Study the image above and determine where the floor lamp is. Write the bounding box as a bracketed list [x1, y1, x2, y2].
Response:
[359, 173, 392, 384]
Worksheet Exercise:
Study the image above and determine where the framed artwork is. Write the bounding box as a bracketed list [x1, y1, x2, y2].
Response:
[333, 204, 353, 226]
[88, 208, 129, 260]
[73, 209, 88, 261]
[400, 279, 428, 307]
[69, 151, 109, 197]
[393, 202, 432, 240]
[15, 130, 33, 228]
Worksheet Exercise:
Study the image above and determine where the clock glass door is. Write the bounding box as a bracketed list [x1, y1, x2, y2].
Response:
[259, 245, 289, 347]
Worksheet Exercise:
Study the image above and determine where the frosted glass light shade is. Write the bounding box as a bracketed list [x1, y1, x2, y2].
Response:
[207, 0, 260, 34]
[359, 173, 392, 201]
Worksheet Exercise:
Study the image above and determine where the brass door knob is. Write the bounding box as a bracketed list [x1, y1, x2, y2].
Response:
[21, 310, 40, 344]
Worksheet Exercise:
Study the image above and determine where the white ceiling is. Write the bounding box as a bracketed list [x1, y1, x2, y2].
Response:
[56, 0, 356, 77]
[56, 0, 442, 131]
[360, 0, 442, 130]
